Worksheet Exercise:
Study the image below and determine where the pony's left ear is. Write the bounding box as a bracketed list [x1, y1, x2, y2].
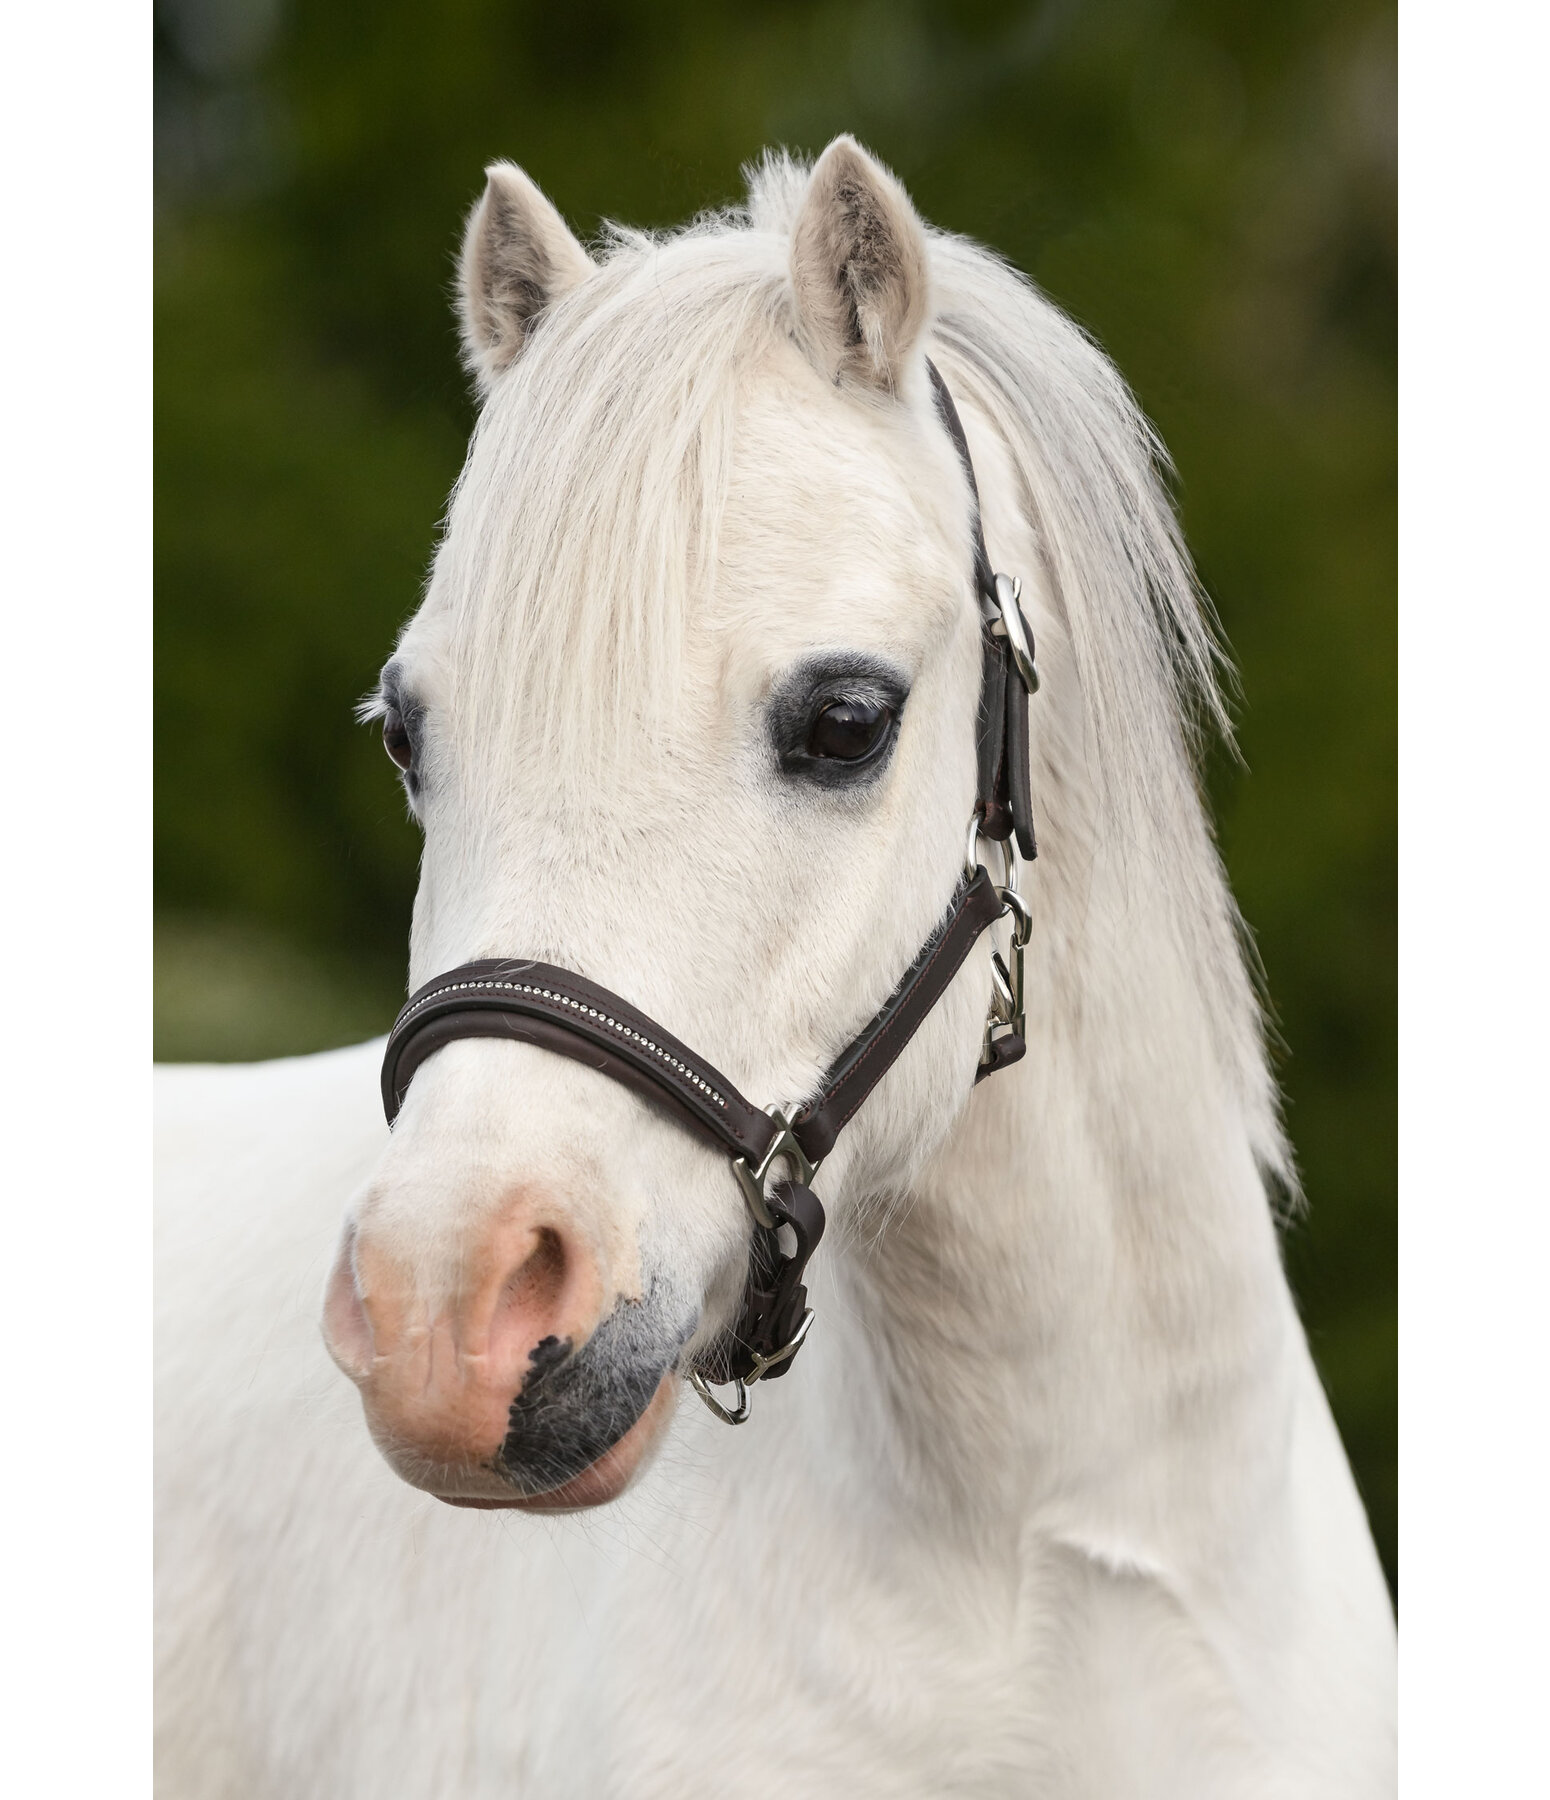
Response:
[788, 136, 931, 395]
[457, 162, 594, 395]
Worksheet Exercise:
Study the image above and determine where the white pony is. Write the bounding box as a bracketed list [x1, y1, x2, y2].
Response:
[155, 138, 1396, 1796]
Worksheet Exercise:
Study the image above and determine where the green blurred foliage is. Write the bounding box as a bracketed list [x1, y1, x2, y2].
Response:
[155, 0, 1394, 1585]
[154, 914, 396, 1062]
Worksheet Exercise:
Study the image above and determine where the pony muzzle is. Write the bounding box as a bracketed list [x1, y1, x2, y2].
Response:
[321, 1201, 672, 1508]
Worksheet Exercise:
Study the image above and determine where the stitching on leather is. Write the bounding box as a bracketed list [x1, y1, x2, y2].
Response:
[393, 979, 729, 1111]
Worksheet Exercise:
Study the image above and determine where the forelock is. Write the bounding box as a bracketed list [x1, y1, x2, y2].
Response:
[427, 217, 793, 793]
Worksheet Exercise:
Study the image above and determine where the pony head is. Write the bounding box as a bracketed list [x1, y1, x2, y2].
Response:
[321, 137, 1259, 1510]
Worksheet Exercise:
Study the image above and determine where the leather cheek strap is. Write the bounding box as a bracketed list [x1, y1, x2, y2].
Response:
[789, 866, 1004, 1164]
[1003, 665, 1036, 862]
[926, 359, 1038, 861]
[977, 631, 1010, 836]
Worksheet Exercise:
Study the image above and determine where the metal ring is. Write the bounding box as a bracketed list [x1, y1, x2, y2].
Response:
[964, 813, 984, 881]
[686, 1308, 815, 1426]
[688, 1369, 751, 1425]
[996, 884, 1034, 947]
[965, 814, 1022, 892]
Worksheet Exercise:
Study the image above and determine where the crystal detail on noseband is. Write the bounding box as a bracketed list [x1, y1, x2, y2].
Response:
[390, 978, 731, 1110]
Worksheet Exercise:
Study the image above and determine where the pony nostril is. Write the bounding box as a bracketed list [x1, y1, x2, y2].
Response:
[483, 1225, 581, 1394]
[499, 1226, 566, 1324]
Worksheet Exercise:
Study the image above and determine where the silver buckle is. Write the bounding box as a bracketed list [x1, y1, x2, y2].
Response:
[985, 573, 1039, 693]
[986, 889, 1036, 1065]
[687, 1310, 815, 1426]
[982, 883, 1032, 1064]
[731, 1105, 817, 1230]
[689, 1109, 821, 1426]
[967, 816, 1032, 1065]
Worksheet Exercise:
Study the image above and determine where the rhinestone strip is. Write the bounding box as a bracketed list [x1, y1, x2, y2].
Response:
[392, 979, 728, 1110]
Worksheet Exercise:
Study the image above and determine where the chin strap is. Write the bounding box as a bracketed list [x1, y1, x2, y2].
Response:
[379, 360, 1040, 1422]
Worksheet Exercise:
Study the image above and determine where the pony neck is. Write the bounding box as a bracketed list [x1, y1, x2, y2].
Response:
[823, 824, 1299, 1563]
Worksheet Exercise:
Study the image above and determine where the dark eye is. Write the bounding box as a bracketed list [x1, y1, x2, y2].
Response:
[382, 707, 413, 771]
[769, 654, 908, 789]
[805, 699, 892, 762]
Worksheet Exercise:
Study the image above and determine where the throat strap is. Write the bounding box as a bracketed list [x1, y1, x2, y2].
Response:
[785, 864, 1003, 1162]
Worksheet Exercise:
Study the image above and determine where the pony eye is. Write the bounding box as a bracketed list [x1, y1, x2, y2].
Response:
[806, 699, 892, 762]
[382, 707, 413, 771]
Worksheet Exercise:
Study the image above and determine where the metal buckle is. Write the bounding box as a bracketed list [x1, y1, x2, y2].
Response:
[982, 883, 1032, 1063]
[985, 573, 1039, 693]
[690, 1109, 822, 1426]
[741, 1307, 815, 1380]
[967, 816, 1032, 1065]
[687, 1309, 815, 1426]
[731, 1105, 817, 1230]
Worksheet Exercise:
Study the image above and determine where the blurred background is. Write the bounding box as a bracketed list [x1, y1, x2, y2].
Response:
[154, 0, 1395, 1585]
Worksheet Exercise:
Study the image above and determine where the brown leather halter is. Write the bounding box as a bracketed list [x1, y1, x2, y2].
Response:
[380, 363, 1039, 1425]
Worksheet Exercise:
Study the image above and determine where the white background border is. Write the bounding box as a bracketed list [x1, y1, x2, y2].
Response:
[1401, 0, 1548, 1788]
[0, 0, 1535, 1787]
[2, 2, 150, 1789]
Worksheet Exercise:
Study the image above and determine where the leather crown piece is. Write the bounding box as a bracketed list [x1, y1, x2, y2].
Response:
[379, 360, 1039, 1411]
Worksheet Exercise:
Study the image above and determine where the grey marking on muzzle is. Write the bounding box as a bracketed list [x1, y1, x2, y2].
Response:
[494, 1281, 696, 1495]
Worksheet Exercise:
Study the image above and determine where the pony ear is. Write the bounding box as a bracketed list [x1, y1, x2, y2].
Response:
[457, 162, 593, 393]
[788, 136, 931, 395]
